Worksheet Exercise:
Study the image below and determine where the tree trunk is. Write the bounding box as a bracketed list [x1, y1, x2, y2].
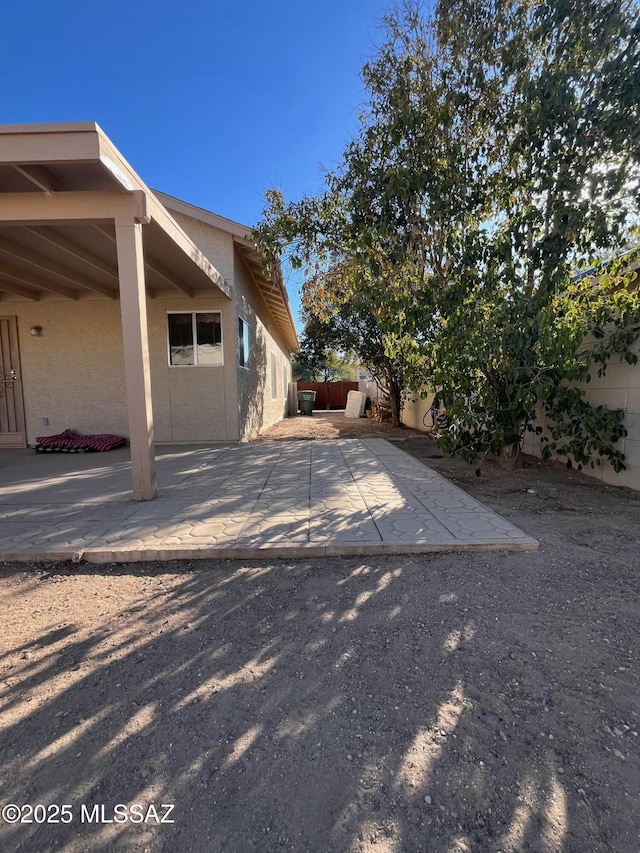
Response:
[499, 441, 523, 469]
[389, 379, 402, 428]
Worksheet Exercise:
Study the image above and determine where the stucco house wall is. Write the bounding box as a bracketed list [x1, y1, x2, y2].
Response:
[168, 207, 292, 441]
[147, 294, 237, 442]
[167, 211, 235, 286]
[5, 207, 294, 447]
[233, 246, 290, 439]
[6, 292, 240, 445]
[150, 210, 241, 441]
[5, 300, 127, 444]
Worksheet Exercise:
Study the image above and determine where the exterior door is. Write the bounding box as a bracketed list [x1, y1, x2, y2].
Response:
[0, 317, 26, 447]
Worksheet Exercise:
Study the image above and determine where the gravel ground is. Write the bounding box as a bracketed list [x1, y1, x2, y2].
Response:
[0, 418, 638, 853]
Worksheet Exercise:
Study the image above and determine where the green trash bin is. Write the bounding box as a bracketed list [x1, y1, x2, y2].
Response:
[298, 390, 316, 416]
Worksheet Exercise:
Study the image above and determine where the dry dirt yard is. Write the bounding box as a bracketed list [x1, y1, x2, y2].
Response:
[253, 409, 426, 441]
[0, 414, 638, 853]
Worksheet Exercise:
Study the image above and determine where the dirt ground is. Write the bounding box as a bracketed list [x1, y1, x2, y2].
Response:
[0, 414, 639, 853]
[253, 410, 426, 441]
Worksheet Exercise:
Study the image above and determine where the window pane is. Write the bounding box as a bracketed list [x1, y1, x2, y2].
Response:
[238, 318, 249, 367]
[196, 313, 222, 365]
[168, 313, 194, 365]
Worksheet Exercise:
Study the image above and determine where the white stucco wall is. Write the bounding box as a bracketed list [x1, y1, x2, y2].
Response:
[522, 338, 640, 491]
[401, 389, 436, 432]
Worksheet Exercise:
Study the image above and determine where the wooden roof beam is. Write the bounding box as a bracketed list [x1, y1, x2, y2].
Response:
[0, 259, 77, 299]
[11, 164, 62, 194]
[0, 235, 117, 299]
[25, 226, 119, 281]
[0, 190, 149, 225]
[144, 258, 192, 296]
[93, 224, 193, 297]
[0, 277, 39, 300]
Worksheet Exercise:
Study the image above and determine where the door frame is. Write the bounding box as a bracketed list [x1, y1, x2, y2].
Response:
[0, 316, 27, 448]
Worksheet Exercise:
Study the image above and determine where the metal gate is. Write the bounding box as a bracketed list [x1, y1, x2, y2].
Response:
[296, 381, 359, 410]
[0, 317, 26, 447]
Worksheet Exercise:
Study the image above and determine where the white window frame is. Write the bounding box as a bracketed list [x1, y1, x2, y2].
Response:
[282, 362, 288, 400]
[238, 316, 250, 370]
[167, 310, 223, 367]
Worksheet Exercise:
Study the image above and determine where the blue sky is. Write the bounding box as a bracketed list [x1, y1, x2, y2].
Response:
[1, 0, 395, 328]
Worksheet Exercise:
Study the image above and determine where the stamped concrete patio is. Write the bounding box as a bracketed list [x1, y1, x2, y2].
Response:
[0, 439, 537, 562]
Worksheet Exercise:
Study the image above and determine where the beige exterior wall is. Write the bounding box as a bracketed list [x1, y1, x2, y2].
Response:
[401, 389, 436, 432]
[5, 294, 240, 445]
[6, 301, 127, 444]
[147, 295, 238, 442]
[233, 247, 291, 439]
[523, 336, 640, 491]
[7, 210, 291, 447]
[168, 212, 235, 286]
[169, 209, 292, 441]
[154, 211, 242, 441]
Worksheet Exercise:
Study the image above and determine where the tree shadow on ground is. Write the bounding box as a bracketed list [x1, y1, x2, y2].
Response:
[0, 554, 637, 852]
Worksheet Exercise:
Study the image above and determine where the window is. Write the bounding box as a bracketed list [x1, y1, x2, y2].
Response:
[270, 353, 278, 399]
[238, 317, 249, 368]
[167, 312, 222, 366]
[282, 363, 288, 399]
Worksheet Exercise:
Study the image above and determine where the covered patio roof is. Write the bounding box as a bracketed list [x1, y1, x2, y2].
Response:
[0, 121, 287, 500]
[0, 121, 231, 301]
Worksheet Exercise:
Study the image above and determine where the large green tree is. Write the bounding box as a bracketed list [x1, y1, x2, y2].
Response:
[254, 6, 453, 425]
[292, 314, 359, 382]
[256, 0, 640, 466]
[427, 0, 640, 467]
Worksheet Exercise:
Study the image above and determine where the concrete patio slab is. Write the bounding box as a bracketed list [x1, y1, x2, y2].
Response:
[0, 439, 538, 562]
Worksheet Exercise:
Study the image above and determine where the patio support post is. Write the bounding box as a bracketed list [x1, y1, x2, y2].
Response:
[115, 218, 157, 500]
